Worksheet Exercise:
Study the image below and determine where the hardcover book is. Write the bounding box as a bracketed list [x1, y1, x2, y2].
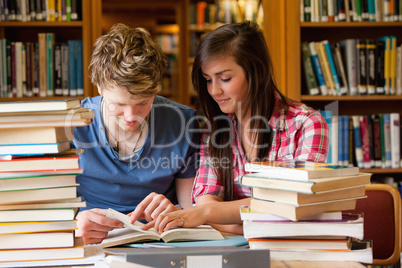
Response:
[243, 213, 364, 240]
[244, 160, 359, 181]
[0, 99, 80, 113]
[240, 173, 371, 194]
[249, 197, 363, 221]
[102, 208, 224, 248]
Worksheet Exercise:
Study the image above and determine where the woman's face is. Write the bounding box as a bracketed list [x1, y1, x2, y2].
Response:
[201, 56, 248, 116]
[100, 85, 154, 132]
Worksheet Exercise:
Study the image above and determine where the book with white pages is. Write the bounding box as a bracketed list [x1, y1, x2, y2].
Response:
[102, 208, 224, 248]
[240, 205, 343, 221]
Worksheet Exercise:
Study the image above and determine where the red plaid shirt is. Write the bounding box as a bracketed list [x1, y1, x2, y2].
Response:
[192, 101, 329, 202]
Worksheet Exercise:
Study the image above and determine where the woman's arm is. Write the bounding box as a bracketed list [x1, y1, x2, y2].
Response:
[175, 177, 195, 209]
[152, 195, 251, 234]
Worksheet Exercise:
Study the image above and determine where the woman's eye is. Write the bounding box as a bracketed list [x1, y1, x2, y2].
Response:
[205, 79, 212, 83]
[221, 78, 231, 82]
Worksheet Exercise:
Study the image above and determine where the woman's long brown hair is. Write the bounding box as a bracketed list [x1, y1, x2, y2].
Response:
[192, 21, 289, 201]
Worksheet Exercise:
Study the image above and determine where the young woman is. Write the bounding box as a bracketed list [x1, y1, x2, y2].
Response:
[148, 20, 329, 234]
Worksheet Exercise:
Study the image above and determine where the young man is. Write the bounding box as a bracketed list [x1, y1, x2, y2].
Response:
[72, 24, 199, 244]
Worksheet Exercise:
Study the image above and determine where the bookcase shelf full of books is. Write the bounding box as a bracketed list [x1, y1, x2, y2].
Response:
[265, 0, 402, 185]
[0, 0, 93, 101]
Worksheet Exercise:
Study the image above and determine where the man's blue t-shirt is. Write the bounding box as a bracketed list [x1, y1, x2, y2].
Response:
[73, 95, 199, 214]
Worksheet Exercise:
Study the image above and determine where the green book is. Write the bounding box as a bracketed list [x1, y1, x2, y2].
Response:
[301, 42, 319, 95]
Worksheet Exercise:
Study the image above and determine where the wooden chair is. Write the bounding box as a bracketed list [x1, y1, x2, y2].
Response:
[347, 183, 401, 266]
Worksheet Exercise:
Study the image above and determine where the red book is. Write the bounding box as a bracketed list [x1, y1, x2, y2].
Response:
[359, 115, 371, 169]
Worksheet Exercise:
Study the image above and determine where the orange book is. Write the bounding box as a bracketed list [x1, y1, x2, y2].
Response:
[197, 1, 207, 27]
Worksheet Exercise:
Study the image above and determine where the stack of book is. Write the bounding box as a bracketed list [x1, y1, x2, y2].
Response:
[0, 99, 92, 264]
[240, 160, 373, 263]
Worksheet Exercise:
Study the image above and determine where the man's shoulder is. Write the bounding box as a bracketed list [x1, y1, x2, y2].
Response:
[153, 95, 196, 117]
[80, 95, 102, 110]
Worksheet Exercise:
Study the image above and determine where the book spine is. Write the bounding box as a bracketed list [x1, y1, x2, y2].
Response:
[38, 32, 47, 97]
[371, 114, 382, 167]
[47, 0, 56, 21]
[70, 0, 77, 20]
[309, 42, 328, 95]
[390, 113, 401, 168]
[389, 36, 397, 94]
[11, 42, 16, 97]
[327, 0, 334, 21]
[367, 0, 376, 21]
[333, 42, 348, 95]
[33, 41, 40, 96]
[316, 42, 335, 95]
[331, 115, 339, 164]
[375, 38, 386, 94]
[5, 40, 12, 97]
[343, 115, 349, 166]
[46, 33, 54, 97]
[301, 42, 320, 95]
[338, 115, 344, 165]
[323, 40, 342, 95]
[25, 42, 33, 97]
[1, 38, 8, 98]
[341, 39, 358, 95]
[348, 116, 355, 166]
[383, 113, 392, 168]
[30, 0, 36, 21]
[352, 115, 364, 168]
[365, 39, 376, 95]
[304, 0, 312, 21]
[54, 42, 62, 96]
[356, 39, 367, 94]
[337, 0, 346, 21]
[367, 114, 375, 167]
[379, 113, 386, 167]
[68, 40, 76, 96]
[397, 45, 402, 95]
[75, 39, 83, 96]
[361, 0, 370, 20]
[360, 115, 372, 168]
[61, 42, 69, 96]
[65, 0, 71, 21]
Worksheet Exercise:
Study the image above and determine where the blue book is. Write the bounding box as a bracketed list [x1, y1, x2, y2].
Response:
[338, 115, 344, 166]
[68, 40, 76, 96]
[343, 115, 349, 166]
[352, 115, 364, 169]
[320, 110, 333, 164]
[0, 142, 71, 156]
[309, 42, 328, 96]
[75, 40, 83, 96]
[323, 40, 343, 95]
[367, 0, 376, 21]
[383, 113, 392, 168]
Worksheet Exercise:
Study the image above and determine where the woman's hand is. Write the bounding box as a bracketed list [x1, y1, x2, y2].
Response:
[152, 206, 208, 233]
[128, 192, 178, 229]
[75, 208, 124, 244]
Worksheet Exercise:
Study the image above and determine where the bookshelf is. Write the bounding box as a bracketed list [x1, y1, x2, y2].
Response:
[265, 0, 402, 177]
[98, 0, 188, 105]
[0, 0, 94, 101]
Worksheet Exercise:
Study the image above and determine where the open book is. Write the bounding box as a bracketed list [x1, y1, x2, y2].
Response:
[101, 208, 224, 248]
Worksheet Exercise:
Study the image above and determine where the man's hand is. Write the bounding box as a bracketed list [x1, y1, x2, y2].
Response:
[128, 192, 178, 229]
[75, 208, 124, 244]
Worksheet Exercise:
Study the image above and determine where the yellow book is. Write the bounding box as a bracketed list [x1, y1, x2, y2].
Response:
[380, 36, 391, 94]
[316, 42, 335, 95]
[47, 0, 56, 21]
[390, 36, 397, 94]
